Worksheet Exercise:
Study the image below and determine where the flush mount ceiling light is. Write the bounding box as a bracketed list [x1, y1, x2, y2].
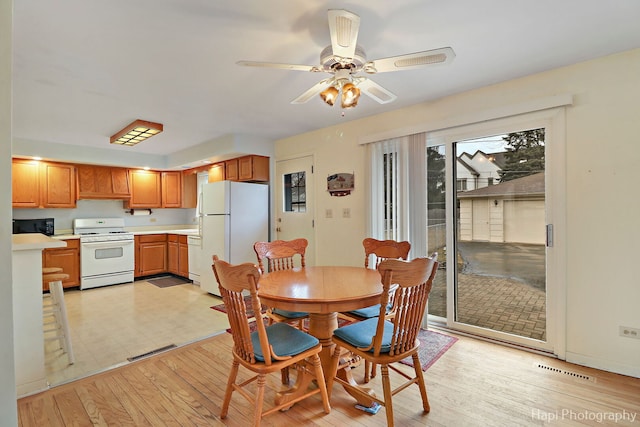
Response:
[110, 119, 163, 146]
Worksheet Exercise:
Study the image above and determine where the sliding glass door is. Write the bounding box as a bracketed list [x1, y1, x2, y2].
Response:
[426, 110, 566, 353]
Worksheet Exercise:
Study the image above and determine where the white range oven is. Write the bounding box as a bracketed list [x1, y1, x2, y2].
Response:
[74, 218, 135, 290]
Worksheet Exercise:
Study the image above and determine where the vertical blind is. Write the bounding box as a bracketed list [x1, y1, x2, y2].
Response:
[366, 133, 427, 258]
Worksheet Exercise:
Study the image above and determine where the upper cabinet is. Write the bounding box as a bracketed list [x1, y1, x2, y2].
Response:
[12, 159, 40, 208]
[77, 165, 131, 199]
[125, 170, 162, 208]
[208, 155, 269, 183]
[238, 155, 269, 182]
[12, 155, 266, 209]
[125, 169, 192, 209]
[208, 163, 225, 182]
[161, 171, 182, 208]
[181, 172, 197, 208]
[12, 159, 76, 208]
[225, 159, 239, 181]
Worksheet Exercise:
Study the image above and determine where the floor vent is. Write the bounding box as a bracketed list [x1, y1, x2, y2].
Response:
[128, 344, 177, 362]
[536, 363, 595, 382]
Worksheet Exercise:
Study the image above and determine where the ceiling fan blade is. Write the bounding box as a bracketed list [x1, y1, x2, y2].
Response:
[291, 80, 332, 104]
[368, 47, 455, 73]
[328, 9, 360, 60]
[357, 79, 397, 104]
[236, 60, 320, 72]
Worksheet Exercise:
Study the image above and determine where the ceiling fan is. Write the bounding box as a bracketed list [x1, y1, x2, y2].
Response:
[237, 9, 455, 108]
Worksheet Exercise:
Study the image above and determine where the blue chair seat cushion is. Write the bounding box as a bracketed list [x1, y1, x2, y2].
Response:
[272, 308, 309, 319]
[348, 303, 392, 319]
[251, 322, 319, 362]
[333, 317, 394, 353]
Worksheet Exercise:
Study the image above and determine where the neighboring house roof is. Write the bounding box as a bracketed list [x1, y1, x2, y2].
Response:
[457, 157, 479, 177]
[457, 172, 544, 198]
[457, 150, 504, 178]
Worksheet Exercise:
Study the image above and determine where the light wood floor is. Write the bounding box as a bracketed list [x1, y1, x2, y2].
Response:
[19, 329, 640, 426]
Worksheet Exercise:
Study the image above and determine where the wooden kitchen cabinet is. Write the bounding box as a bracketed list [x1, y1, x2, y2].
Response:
[77, 165, 130, 199]
[181, 172, 197, 208]
[167, 234, 189, 278]
[225, 159, 239, 181]
[12, 159, 40, 208]
[12, 159, 76, 208]
[207, 156, 270, 184]
[208, 162, 225, 182]
[135, 234, 167, 277]
[125, 170, 162, 208]
[238, 155, 269, 182]
[41, 162, 77, 208]
[161, 171, 182, 208]
[178, 238, 189, 278]
[42, 239, 80, 291]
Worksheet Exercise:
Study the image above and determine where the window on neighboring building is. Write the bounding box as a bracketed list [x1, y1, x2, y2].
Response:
[457, 178, 467, 191]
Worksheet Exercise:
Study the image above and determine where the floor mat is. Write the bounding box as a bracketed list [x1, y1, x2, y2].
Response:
[399, 329, 458, 371]
[147, 276, 192, 288]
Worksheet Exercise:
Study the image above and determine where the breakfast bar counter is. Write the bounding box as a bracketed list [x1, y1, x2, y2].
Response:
[12, 233, 66, 397]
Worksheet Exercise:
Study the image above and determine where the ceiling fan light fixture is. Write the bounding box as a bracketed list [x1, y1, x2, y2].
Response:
[320, 85, 339, 106]
[110, 119, 163, 146]
[341, 82, 360, 108]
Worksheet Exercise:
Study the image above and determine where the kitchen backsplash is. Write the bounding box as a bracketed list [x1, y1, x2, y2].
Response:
[13, 199, 197, 234]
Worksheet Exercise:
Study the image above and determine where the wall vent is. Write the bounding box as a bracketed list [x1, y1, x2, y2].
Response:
[536, 363, 595, 382]
[128, 344, 177, 362]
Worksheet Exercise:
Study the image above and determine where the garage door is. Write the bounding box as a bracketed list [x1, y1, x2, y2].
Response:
[504, 200, 545, 244]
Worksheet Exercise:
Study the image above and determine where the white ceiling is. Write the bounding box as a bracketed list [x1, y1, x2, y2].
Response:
[12, 0, 640, 164]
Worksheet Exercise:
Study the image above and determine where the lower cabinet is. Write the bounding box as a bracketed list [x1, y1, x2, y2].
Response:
[42, 239, 80, 291]
[168, 234, 189, 278]
[136, 233, 190, 279]
[135, 234, 167, 277]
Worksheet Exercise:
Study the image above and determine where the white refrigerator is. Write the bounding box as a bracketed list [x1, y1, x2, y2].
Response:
[199, 180, 269, 296]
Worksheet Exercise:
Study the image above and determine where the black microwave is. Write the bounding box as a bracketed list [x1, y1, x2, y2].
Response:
[12, 218, 55, 236]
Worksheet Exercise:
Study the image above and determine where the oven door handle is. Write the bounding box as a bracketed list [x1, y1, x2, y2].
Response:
[81, 240, 134, 249]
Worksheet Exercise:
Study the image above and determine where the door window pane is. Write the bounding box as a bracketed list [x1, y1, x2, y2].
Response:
[284, 171, 306, 212]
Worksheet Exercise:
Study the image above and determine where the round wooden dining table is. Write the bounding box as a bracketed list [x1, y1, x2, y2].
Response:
[258, 265, 382, 407]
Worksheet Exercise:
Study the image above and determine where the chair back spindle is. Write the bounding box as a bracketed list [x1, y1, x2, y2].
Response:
[254, 238, 307, 272]
[374, 255, 438, 357]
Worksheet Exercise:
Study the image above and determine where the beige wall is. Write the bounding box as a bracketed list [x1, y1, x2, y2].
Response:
[275, 48, 640, 377]
[1, 0, 18, 423]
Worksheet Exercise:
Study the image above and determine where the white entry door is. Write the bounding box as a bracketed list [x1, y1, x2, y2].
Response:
[275, 155, 316, 265]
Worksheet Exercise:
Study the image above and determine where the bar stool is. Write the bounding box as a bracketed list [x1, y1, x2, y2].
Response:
[42, 270, 75, 365]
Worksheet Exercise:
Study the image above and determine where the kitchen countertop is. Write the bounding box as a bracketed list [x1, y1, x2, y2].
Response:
[12, 233, 67, 250]
[51, 228, 199, 240]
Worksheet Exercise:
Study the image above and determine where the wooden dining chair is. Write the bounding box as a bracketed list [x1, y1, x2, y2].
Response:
[253, 239, 310, 330]
[328, 255, 439, 427]
[211, 255, 331, 426]
[340, 238, 411, 382]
